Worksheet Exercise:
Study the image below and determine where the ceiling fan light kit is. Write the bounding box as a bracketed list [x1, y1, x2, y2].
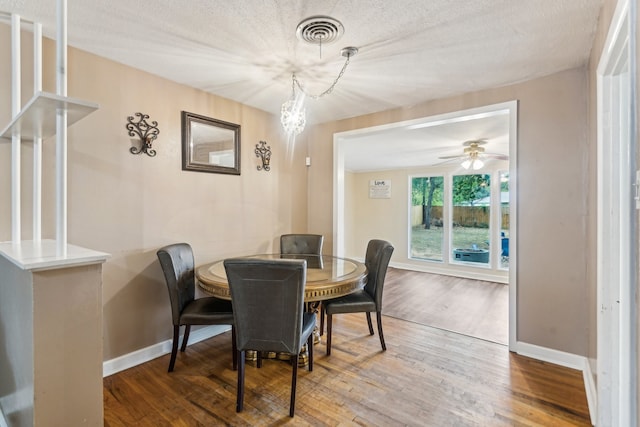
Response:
[462, 141, 485, 170]
[280, 15, 358, 136]
[461, 157, 484, 170]
[439, 139, 508, 170]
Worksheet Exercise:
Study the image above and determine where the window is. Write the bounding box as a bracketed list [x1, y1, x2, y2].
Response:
[499, 171, 510, 269]
[410, 176, 444, 261]
[451, 174, 491, 265]
[410, 172, 507, 271]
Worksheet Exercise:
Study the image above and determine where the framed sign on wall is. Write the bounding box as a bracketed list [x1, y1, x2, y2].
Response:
[369, 179, 391, 199]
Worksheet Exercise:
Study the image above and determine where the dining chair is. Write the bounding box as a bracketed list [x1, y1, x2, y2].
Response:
[280, 233, 324, 255]
[323, 239, 394, 355]
[157, 243, 237, 373]
[280, 233, 325, 333]
[224, 258, 316, 417]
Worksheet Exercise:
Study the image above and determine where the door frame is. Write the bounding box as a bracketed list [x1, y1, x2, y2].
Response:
[596, 0, 637, 424]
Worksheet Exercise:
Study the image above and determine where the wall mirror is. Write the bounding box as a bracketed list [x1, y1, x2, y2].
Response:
[181, 111, 241, 175]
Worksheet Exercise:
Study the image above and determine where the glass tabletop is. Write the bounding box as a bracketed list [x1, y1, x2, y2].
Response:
[196, 254, 367, 302]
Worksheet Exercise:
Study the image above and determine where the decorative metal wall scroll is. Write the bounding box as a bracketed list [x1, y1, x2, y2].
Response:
[126, 112, 159, 157]
[255, 140, 271, 171]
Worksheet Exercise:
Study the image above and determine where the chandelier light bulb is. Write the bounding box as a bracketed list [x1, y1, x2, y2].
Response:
[461, 159, 472, 169]
[472, 159, 485, 170]
[281, 92, 307, 136]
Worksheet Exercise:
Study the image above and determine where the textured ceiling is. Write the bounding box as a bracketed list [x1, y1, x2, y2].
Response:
[0, 0, 603, 170]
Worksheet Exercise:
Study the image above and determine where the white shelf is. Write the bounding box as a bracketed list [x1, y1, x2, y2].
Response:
[1, 91, 99, 141]
[0, 239, 110, 271]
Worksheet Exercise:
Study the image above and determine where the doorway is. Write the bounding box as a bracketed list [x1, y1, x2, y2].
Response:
[333, 101, 518, 350]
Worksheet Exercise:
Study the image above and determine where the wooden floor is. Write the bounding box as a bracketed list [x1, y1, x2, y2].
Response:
[104, 314, 591, 426]
[383, 267, 509, 344]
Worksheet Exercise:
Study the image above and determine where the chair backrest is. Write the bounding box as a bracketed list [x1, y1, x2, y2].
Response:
[224, 258, 307, 354]
[157, 243, 196, 325]
[280, 234, 324, 255]
[363, 239, 394, 310]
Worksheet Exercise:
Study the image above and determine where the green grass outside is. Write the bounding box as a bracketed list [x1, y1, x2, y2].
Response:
[410, 225, 491, 260]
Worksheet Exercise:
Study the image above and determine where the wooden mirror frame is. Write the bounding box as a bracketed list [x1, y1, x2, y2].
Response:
[181, 111, 241, 175]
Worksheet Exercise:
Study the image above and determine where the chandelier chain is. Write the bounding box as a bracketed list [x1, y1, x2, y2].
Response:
[292, 55, 351, 99]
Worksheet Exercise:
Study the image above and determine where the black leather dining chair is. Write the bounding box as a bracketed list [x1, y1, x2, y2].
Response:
[224, 258, 316, 417]
[323, 239, 394, 355]
[281, 233, 325, 332]
[280, 233, 324, 255]
[157, 243, 236, 372]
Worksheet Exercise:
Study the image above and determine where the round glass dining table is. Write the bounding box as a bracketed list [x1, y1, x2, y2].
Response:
[196, 254, 367, 302]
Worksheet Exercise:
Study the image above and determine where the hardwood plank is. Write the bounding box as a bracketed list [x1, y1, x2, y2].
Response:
[383, 267, 509, 344]
[104, 314, 590, 426]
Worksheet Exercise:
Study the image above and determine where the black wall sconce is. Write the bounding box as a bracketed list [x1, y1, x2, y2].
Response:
[255, 140, 271, 171]
[126, 112, 159, 157]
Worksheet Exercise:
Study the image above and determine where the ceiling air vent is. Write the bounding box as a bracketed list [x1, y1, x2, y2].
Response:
[296, 16, 345, 45]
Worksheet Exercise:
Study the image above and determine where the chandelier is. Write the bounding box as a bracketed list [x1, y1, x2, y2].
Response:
[280, 78, 307, 136]
[281, 16, 358, 136]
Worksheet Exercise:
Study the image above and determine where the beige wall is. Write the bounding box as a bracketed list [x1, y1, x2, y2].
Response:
[346, 171, 403, 257]
[0, 25, 308, 361]
[344, 171, 357, 255]
[308, 67, 591, 356]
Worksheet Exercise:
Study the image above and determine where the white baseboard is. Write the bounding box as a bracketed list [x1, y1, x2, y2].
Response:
[515, 341, 586, 370]
[103, 325, 231, 377]
[516, 341, 595, 425]
[582, 358, 597, 426]
[389, 261, 508, 284]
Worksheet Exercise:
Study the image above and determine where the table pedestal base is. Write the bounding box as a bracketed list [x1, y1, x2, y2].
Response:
[243, 302, 323, 367]
[244, 343, 312, 367]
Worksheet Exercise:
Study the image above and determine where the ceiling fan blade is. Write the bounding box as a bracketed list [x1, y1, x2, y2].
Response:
[434, 158, 460, 166]
[438, 154, 466, 160]
[481, 153, 509, 160]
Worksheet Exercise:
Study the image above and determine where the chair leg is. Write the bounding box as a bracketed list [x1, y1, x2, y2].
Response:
[319, 303, 325, 336]
[231, 325, 238, 371]
[236, 350, 245, 413]
[366, 312, 374, 335]
[289, 354, 298, 417]
[376, 311, 386, 351]
[180, 325, 191, 352]
[257, 351, 263, 368]
[168, 325, 180, 372]
[307, 333, 314, 372]
[326, 314, 333, 355]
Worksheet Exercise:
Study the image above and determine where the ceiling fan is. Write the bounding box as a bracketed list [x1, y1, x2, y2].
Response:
[438, 139, 509, 170]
